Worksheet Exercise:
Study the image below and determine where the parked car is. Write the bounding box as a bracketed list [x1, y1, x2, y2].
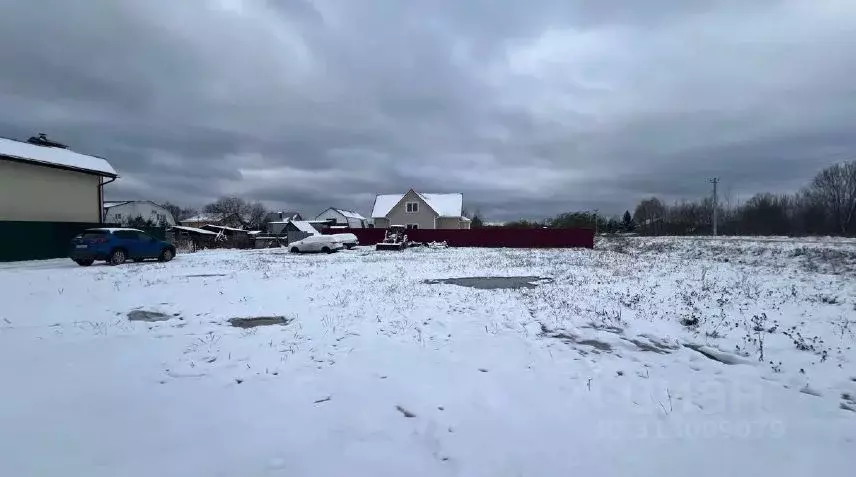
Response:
[330, 233, 359, 249]
[69, 228, 176, 266]
[289, 235, 344, 254]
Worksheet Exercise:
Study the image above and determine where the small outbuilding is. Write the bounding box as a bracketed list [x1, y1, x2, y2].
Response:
[315, 207, 367, 228]
[169, 225, 217, 251]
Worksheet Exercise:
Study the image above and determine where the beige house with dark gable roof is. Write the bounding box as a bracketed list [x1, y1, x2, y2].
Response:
[371, 189, 470, 229]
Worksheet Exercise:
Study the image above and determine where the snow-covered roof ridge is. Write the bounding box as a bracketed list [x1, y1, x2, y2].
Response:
[182, 213, 220, 223]
[0, 136, 117, 177]
[203, 224, 247, 232]
[169, 225, 217, 235]
[104, 200, 167, 209]
[371, 191, 463, 218]
[290, 220, 320, 235]
[332, 208, 366, 220]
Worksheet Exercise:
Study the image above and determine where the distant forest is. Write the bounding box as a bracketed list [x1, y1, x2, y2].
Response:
[490, 160, 856, 237]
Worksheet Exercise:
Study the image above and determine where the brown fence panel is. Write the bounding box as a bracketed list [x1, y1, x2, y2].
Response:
[323, 228, 593, 248]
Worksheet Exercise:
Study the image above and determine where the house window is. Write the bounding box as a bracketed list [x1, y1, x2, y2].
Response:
[114, 213, 122, 220]
[406, 202, 419, 213]
[406, 224, 418, 230]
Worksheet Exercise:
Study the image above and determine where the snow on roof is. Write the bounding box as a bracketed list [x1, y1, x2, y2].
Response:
[0, 137, 117, 177]
[104, 200, 167, 209]
[204, 224, 247, 232]
[291, 221, 320, 235]
[371, 195, 402, 218]
[87, 227, 144, 233]
[333, 208, 366, 220]
[371, 192, 463, 218]
[170, 225, 217, 235]
[182, 213, 219, 223]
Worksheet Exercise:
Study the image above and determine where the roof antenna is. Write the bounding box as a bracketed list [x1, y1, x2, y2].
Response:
[27, 133, 69, 149]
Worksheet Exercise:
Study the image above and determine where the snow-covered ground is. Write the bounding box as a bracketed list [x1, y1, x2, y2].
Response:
[1, 238, 854, 476]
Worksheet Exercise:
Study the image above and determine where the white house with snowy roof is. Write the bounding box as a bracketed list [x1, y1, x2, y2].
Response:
[315, 207, 368, 228]
[0, 134, 117, 223]
[371, 190, 470, 230]
[103, 201, 176, 226]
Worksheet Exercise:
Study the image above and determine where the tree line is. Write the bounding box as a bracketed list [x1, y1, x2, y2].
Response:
[154, 196, 269, 230]
[632, 161, 856, 236]
[480, 160, 856, 237]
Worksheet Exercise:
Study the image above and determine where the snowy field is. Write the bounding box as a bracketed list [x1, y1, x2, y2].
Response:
[1, 237, 855, 476]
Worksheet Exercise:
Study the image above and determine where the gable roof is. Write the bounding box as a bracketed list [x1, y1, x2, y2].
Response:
[103, 200, 167, 210]
[371, 191, 463, 218]
[0, 136, 117, 177]
[289, 220, 319, 235]
[324, 207, 366, 220]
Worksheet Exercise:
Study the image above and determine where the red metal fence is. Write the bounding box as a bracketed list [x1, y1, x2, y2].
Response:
[324, 228, 594, 248]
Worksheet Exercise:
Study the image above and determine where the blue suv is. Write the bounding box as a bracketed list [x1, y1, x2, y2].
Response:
[69, 228, 176, 266]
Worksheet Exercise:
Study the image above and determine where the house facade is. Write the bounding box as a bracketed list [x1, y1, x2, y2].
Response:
[0, 135, 117, 223]
[103, 201, 176, 226]
[315, 207, 367, 228]
[371, 190, 470, 230]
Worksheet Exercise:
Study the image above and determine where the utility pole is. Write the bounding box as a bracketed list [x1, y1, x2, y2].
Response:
[593, 209, 599, 235]
[709, 178, 719, 236]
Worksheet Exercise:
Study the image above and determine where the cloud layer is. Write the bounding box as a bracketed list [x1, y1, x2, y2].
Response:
[2, 0, 856, 219]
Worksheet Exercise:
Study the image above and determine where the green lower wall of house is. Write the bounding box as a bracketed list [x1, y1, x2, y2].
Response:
[0, 221, 166, 262]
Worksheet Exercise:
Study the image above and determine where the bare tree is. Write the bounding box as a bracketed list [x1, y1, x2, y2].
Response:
[245, 201, 268, 230]
[161, 202, 197, 222]
[633, 197, 667, 234]
[203, 196, 268, 229]
[204, 196, 246, 220]
[805, 161, 856, 234]
[736, 193, 792, 235]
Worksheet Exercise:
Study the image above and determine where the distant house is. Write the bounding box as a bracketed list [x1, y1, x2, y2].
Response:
[0, 134, 117, 224]
[267, 219, 319, 236]
[264, 211, 303, 223]
[315, 207, 367, 228]
[103, 201, 176, 226]
[371, 190, 470, 230]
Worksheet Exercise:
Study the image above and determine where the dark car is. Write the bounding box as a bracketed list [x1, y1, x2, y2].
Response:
[69, 228, 176, 266]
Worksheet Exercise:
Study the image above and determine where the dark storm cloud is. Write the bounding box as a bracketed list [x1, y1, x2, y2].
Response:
[2, 0, 856, 220]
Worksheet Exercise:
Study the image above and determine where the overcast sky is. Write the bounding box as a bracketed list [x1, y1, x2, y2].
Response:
[2, 0, 856, 220]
